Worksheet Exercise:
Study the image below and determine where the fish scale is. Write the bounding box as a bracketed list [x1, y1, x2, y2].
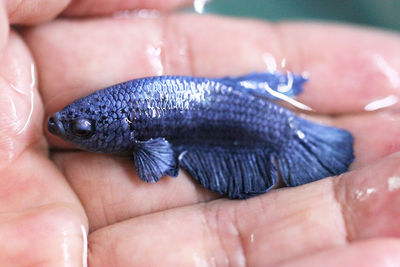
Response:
[135, 80, 283, 148]
[48, 72, 354, 199]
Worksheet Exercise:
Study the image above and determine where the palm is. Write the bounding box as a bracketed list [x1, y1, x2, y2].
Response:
[1, 1, 400, 266]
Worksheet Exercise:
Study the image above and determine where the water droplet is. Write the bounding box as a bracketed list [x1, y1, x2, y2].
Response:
[388, 176, 400, 192]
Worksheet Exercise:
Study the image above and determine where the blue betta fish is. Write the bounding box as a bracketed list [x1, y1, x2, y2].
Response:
[48, 72, 354, 199]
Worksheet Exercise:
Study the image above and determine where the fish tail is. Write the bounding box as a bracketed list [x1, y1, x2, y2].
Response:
[218, 71, 307, 99]
[277, 118, 354, 186]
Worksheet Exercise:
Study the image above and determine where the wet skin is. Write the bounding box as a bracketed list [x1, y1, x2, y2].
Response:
[1, 1, 400, 266]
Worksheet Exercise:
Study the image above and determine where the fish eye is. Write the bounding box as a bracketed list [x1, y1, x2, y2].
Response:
[71, 118, 94, 138]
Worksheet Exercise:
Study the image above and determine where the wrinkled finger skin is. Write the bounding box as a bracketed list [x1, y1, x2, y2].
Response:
[0, 0, 399, 266]
[86, 154, 400, 266]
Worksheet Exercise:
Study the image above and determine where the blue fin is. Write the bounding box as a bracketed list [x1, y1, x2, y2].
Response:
[218, 71, 307, 100]
[178, 148, 278, 199]
[278, 118, 354, 186]
[178, 119, 353, 198]
[133, 138, 177, 183]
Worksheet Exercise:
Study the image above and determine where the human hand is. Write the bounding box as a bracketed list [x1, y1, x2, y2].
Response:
[1, 1, 400, 266]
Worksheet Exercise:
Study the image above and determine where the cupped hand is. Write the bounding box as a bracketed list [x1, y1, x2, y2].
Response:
[1, 1, 400, 266]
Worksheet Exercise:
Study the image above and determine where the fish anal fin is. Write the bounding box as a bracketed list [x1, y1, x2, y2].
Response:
[133, 138, 177, 183]
[178, 147, 278, 199]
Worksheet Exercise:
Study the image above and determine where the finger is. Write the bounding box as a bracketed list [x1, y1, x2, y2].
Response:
[0, 30, 42, 171]
[87, 153, 400, 266]
[89, 180, 345, 266]
[64, 0, 193, 16]
[23, 15, 400, 117]
[279, 239, 400, 267]
[6, 0, 71, 24]
[52, 152, 218, 232]
[0, 31, 88, 265]
[279, 22, 400, 114]
[332, 112, 400, 169]
[336, 154, 400, 240]
[0, 154, 87, 266]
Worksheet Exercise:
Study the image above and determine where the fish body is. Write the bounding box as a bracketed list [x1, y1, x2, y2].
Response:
[48, 72, 354, 199]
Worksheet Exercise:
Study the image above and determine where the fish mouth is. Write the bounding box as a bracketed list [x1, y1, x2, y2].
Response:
[47, 112, 65, 136]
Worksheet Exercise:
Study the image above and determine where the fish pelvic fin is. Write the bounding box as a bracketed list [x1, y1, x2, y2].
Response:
[278, 118, 354, 187]
[133, 138, 178, 183]
[217, 71, 307, 100]
[178, 147, 278, 199]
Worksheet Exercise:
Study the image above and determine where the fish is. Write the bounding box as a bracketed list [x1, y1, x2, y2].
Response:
[47, 72, 354, 199]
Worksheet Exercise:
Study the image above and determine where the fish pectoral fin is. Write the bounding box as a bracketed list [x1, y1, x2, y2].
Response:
[178, 147, 278, 199]
[133, 138, 177, 183]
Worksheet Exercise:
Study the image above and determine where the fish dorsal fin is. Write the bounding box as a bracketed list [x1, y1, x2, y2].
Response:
[178, 147, 278, 199]
[217, 71, 307, 100]
[133, 138, 177, 183]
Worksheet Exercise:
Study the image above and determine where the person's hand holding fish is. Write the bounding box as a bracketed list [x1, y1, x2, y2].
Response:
[1, 0, 400, 266]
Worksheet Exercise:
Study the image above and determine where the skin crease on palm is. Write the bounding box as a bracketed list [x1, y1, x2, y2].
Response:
[0, 0, 400, 266]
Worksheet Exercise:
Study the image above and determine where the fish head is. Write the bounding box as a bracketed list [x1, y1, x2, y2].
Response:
[47, 90, 132, 153]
